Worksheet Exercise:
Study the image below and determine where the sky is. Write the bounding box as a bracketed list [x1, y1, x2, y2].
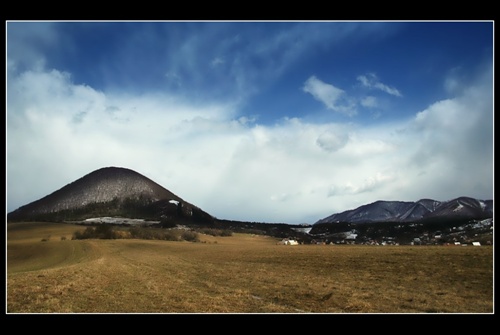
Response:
[6, 21, 494, 224]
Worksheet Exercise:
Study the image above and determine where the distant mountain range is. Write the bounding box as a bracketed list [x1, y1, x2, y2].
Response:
[7, 167, 213, 223]
[315, 197, 493, 225]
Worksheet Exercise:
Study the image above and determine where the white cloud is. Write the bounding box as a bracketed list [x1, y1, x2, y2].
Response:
[316, 130, 350, 152]
[7, 61, 493, 224]
[396, 63, 493, 200]
[302, 76, 343, 108]
[357, 73, 402, 97]
[302, 76, 357, 116]
[328, 171, 396, 196]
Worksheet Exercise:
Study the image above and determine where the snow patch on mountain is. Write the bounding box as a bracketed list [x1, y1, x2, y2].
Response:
[453, 203, 464, 212]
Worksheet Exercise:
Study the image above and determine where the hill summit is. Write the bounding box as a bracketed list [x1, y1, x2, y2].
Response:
[7, 167, 213, 223]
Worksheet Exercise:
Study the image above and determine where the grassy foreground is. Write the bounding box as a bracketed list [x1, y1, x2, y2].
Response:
[7, 222, 493, 313]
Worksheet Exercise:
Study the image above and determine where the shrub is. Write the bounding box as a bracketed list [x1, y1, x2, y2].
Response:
[94, 224, 117, 239]
[129, 226, 179, 241]
[129, 226, 153, 239]
[72, 225, 117, 240]
[72, 225, 198, 242]
[159, 217, 177, 228]
[161, 230, 179, 241]
[181, 230, 199, 242]
[198, 228, 233, 237]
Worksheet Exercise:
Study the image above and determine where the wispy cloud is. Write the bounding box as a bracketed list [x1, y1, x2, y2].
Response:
[360, 96, 378, 108]
[210, 57, 225, 68]
[357, 73, 402, 97]
[302, 76, 357, 116]
[328, 171, 396, 196]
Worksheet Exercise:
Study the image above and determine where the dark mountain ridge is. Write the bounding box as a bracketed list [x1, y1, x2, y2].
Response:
[309, 196, 493, 245]
[315, 196, 492, 225]
[7, 167, 213, 223]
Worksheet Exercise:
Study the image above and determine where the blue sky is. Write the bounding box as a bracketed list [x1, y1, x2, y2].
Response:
[6, 21, 494, 224]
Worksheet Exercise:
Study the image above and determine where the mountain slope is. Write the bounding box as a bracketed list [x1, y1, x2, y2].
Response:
[316, 200, 416, 224]
[420, 196, 493, 221]
[7, 167, 213, 223]
[315, 196, 492, 225]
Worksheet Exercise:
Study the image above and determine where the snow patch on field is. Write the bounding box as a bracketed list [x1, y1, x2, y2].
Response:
[84, 217, 159, 225]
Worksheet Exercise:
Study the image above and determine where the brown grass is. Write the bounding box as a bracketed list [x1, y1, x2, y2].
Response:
[6, 222, 493, 313]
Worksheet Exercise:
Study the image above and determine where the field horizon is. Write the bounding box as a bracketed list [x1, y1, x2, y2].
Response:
[7, 222, 494, 314]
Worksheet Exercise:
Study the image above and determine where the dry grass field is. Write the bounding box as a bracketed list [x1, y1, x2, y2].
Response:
[6, 222, 494, 314]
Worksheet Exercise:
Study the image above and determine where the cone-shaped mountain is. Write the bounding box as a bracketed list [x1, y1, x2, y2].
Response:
[7, 166, 213, 223]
